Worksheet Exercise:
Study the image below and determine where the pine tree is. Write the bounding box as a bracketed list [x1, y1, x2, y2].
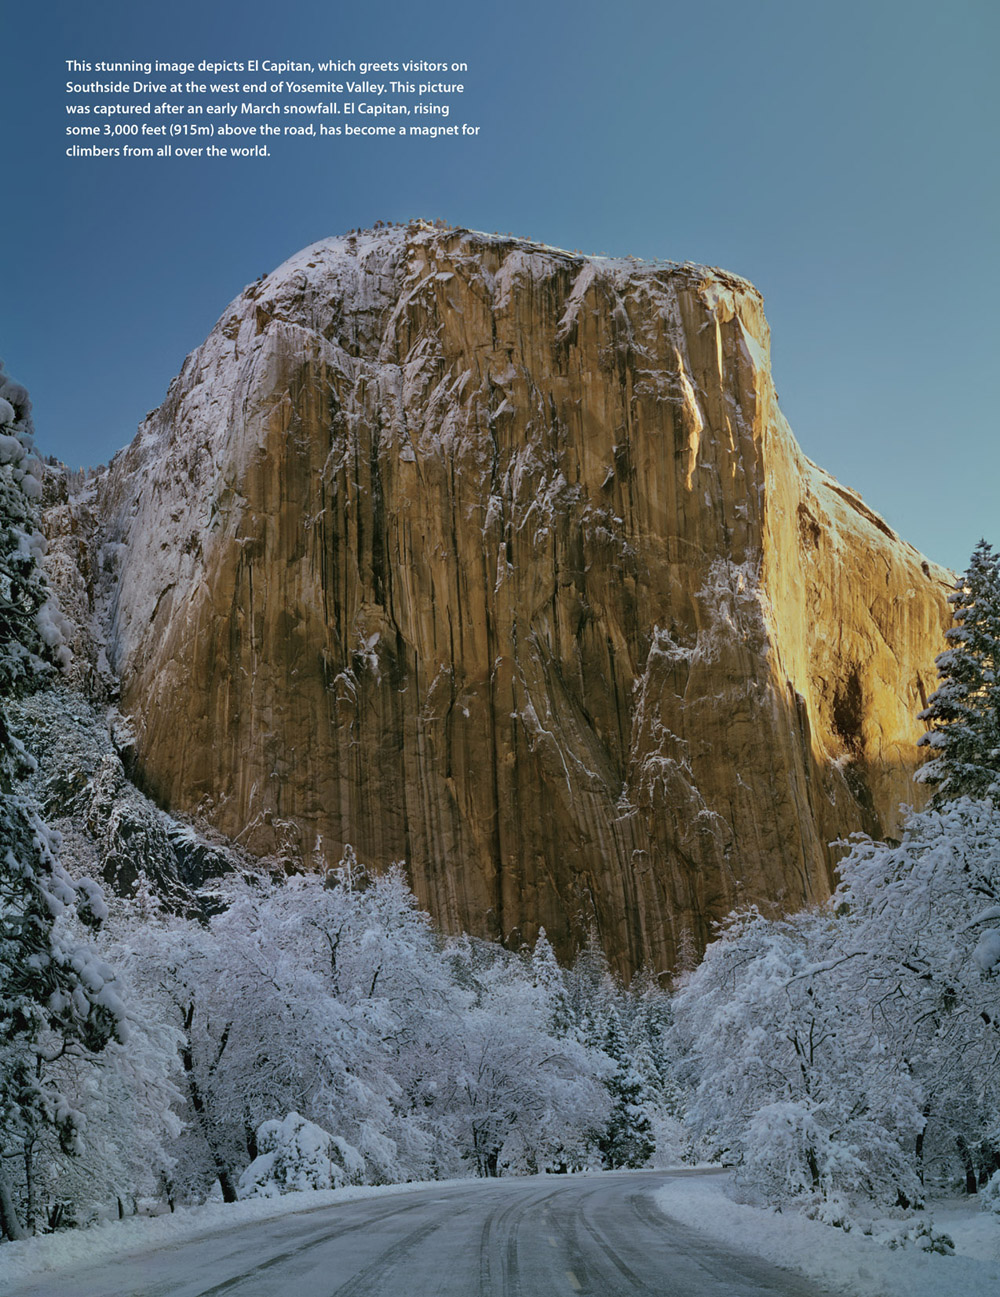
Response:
[0, 366, 64, 698]
[0, 369, 125, 1239]
[917, 539, 1000, 801]
[672, 924, 699, 984]
[597, 1008, 655, 1169]
[530, 928, 572, 1036]
[626, 968, 683, 1117]
[565, 930, 617, 1048]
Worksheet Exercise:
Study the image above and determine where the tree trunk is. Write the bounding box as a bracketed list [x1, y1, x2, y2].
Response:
[157, 1168, 176, 1213]
[0, 1163, 27, 1241]
[23, 1141, 36, 1235]
[956, 1135, 978, 1195]
[180, 1006, 239, 1204]
[216, 1167, 239, 1204]
[914, 1103, 931, 1186]
[978, 1142, 1000, 1187]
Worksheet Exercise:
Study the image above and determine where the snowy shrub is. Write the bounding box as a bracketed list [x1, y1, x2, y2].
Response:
[238, 1113, 365, 1198]
[736, 1101, 840, 1204]
[737, 1099, 919, 1212]
[864, 1217, 956, 1254]
[981, 1170, 1000, 1217]
[647, 1113, 690, 1168]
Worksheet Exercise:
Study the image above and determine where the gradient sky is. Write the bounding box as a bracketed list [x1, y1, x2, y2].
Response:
[3, 0, 996, 572]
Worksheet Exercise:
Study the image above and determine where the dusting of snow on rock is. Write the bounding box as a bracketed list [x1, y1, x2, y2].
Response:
[36, 221, 954, 975]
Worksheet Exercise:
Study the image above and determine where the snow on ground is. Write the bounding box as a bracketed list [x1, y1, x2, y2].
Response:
[0, 1178, 481, 1288]
[655, 1172, 1000, 1297]
[6, 1170, 1000, 1294]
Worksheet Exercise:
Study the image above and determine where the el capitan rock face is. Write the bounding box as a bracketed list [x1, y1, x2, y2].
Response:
[71, 223, 951, 973]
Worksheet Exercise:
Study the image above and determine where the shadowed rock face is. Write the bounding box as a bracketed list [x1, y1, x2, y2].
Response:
[76, 224, 951, 974]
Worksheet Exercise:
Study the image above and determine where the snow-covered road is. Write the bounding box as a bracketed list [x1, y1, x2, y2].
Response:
[4, 1170, 837, 1296]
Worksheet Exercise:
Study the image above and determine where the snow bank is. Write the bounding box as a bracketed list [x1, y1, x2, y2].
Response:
[0, 1178, 479, 1287]
[654, 1173, 1000, 1297]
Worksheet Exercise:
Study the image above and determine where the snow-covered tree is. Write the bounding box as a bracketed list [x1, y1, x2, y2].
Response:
[0, 774, 682, 1221]
[238, 1112, 365, 1198]
[833, 798, 1000, 1191]
[117, 861, 462, 1198]
[0, 812, 129, 1237]
[596, 1007, 654, 1169]
[672, 907, 925, 1211]
[529, 927, 572, 1036]
[436, 938, 610, 1176]
[561, 933, 619, 1049]
[0, 365, 68, 699]
[673, 786, 1000, 1215]
[0, 367, 125, 1238]
[18, 967, 183, 1227]
[917, 539, 1000, 800]
[114, 911, 267, 1203]
[623, 973, 689, 1166]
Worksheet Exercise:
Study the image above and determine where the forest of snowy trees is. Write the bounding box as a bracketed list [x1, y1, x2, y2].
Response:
[5, 848, 685, 1231]
[2, 362, 999, 1244]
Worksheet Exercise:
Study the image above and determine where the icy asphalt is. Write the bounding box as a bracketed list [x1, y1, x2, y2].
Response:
[5, 1170, 838, 1296]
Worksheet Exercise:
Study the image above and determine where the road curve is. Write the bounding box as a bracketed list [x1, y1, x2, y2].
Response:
[6, 1170, 838, 1296]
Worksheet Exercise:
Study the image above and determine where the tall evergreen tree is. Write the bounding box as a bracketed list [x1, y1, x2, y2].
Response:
[917, 539, 1000, 801]
[0, 368, 63, 698]
[597, 1007, 655, 1170]
[529, 928, 572, 1037]
[0, 368, 125, 1239]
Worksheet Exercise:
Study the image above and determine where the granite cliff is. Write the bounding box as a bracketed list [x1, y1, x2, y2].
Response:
[47, 223, 952, 973]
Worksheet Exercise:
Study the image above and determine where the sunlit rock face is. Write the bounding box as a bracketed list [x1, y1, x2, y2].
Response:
[75, 223, 951, 973]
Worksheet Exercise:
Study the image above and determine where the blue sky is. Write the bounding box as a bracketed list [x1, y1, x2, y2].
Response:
[3, 0, 996, 572]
